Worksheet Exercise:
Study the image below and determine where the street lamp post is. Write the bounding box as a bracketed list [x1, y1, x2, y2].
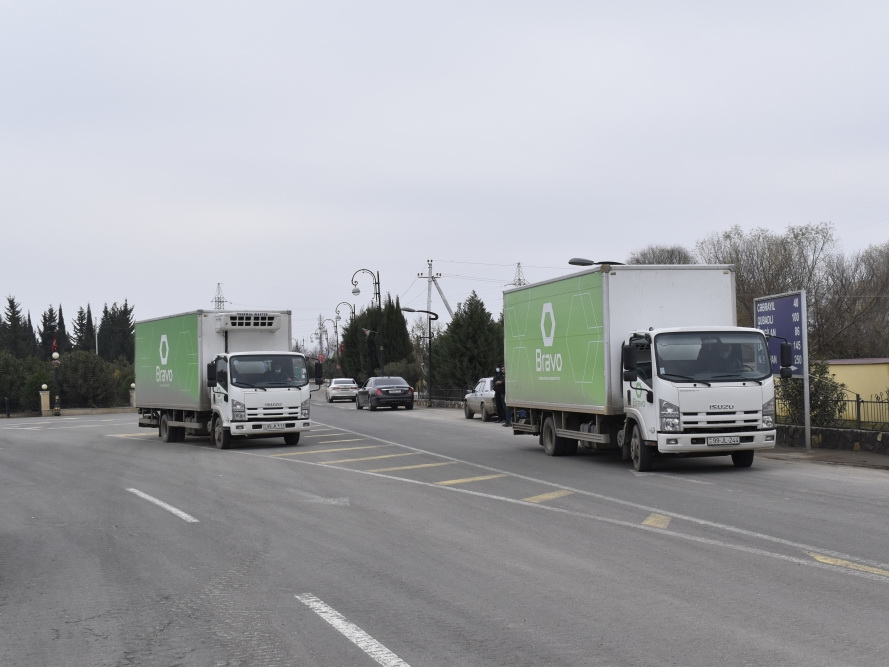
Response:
[335, 301, 355, 323]
[322, 318, 338, 363]
[351, 269, 384, 373]
[402, 307, 439, 403]
[51, 351, 61, 416]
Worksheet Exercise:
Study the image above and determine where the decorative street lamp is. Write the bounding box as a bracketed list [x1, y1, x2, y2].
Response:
[335, 301, 355, 323]
[350, 269, 384, 372]
[322, 318, 338, 362]
[402, 307, 439, 402]
[51, 351, 61, 416]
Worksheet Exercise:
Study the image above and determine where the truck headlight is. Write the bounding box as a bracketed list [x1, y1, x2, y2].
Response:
[762, 397, 775, 429]
[660, 399, 680, 432]
[232, 400, 246, 421]
[301, 398, 310, 419]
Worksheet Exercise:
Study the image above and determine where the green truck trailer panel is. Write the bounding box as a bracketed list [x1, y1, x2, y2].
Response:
[504, 271, 607, 408]
[135, 313, 202, 408]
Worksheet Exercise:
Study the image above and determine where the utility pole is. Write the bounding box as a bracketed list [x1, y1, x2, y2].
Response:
[418, 259, 454, 318]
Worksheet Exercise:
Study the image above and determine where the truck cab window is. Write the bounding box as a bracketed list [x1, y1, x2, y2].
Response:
[216, 359, 228, 389]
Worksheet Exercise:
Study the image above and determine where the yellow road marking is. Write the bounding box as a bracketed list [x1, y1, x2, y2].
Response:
[367, 462, 458, 473]
[270, 445, 384, 457]
[320, 452, 418, 465]
[436, 474, 507, 486]
[523, 489, 573, 503]
[642, 513, 672, 529]
[808, 553, 889, 577]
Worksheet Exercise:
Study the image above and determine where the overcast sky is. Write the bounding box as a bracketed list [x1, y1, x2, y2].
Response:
[2, 1, 887, 348]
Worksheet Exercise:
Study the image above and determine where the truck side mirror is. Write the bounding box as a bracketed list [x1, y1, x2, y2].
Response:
[623, 369, 638, 382]
[779, 342, 793, 368]
[622, 343, 636, 369]
[207, 362, 217, 387]
[780, 367, 793, 379]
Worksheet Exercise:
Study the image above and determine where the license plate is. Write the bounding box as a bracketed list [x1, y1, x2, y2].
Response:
[707, 436, 740, 446]
[266, 423, 285, 430]
[388, 389, 404, 394]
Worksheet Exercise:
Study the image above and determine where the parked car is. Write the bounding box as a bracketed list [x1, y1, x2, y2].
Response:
[356, 376, 415, 411]
[464, 377, 497, 421]
[326, 378, 358, 402]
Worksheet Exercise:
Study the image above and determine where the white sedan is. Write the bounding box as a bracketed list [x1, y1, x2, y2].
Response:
[464, 377, 497, 421]
[325, 378, 358, 402]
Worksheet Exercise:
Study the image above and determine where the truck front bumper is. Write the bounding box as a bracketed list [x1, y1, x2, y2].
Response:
[657, 430, 776, 454]
[230, 420, 312, 436]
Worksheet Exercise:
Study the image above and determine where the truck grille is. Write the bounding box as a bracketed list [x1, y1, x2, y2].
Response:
[246, 406, 301, 420]
[682, 410, 760, 432]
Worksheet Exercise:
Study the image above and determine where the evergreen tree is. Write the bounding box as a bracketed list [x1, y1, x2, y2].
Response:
[84, 304, 96, 354]
[38, 305, 59, 360]
[1, 297, 36, 358]
[57, 305, 72, 353]
[433, 291, 502, 391]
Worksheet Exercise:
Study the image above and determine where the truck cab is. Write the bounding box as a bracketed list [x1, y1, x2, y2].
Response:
[207, 351, 311, 449]
[621, 326, 787, 470]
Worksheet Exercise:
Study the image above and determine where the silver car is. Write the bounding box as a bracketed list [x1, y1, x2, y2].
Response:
[325, 378, 358, 402]
[464, 377, 497, 421]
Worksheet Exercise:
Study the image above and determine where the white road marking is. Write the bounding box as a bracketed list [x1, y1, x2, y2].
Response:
[126, 488, 199, 523]
[296, 593, 410, 667]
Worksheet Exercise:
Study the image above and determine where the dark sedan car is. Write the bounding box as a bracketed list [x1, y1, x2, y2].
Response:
[356, 376, 415, 411]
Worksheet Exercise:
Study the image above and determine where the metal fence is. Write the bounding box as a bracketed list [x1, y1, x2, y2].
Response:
[777, 397, 889, 431]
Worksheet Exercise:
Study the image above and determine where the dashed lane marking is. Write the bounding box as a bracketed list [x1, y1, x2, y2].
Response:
[642, 513, 672, 529]
[319, 452, 418, 465]
[436, 474, 508, 486]
[808, 553, 889, 577]
[270, 445, 385, 457]
[366, 461, 458, 473]
[523, 489, 573, 503]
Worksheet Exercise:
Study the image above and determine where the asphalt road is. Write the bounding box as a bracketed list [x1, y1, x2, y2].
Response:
[3, 399, 889, 666]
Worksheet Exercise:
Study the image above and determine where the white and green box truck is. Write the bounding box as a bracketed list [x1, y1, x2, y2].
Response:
[503, 264, 791, 470]
[135, 310, 312, 448]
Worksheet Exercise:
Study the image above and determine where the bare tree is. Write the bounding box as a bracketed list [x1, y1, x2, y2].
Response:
[626, 244, 697, 265]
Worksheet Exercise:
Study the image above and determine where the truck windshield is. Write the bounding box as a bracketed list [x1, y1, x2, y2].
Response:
[654, 331, 772, 382]
[229, 354, 309, 388]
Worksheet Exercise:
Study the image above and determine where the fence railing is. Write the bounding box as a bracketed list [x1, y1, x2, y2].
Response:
[777, 397, 889, 431]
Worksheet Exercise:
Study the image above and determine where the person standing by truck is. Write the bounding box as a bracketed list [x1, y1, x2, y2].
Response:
[494, 364, 510, 426]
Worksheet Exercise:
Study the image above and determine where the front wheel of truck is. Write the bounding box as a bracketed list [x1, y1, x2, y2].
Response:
[542, 416, 567, 456]
[731, 450, 754, 468]
[213, 416, 231, 449]
[630, 423, 653, 472]
[284, 433, 300, 446]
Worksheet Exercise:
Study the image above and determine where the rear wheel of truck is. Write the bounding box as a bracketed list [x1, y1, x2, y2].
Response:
[464, 403, 474, 419]
[731, 450, 754, 468]
[284, 433, 300, 446]
[542, 416, 567, 456]
[212, 417, 231, 449]
[629, 423, 653, 472]
[159, 413, 176, 443]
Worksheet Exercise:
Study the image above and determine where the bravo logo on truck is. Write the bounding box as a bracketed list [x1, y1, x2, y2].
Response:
[156, 334, 173, 384]
[536, 302, 563, 372]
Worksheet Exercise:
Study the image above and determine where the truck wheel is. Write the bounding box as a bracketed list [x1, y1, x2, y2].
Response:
[542, 417, 567, 456]
[213, 417, 231, 450]
[629, 423, 653, 472]
[464, 403, 474, 419]
[480, 403, 491, 422]
[160, 414, 175, 443]
[731, 450, 754, 468]
[616, 428, 632, 462]
[284, 433, 300, 446]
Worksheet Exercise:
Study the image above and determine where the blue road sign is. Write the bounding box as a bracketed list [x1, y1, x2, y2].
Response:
[754, 291, 806, 378]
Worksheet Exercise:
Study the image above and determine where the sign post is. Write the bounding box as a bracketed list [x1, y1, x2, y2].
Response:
[754, 290, 810, 450]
